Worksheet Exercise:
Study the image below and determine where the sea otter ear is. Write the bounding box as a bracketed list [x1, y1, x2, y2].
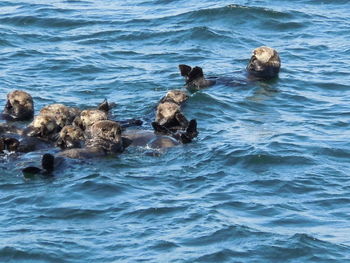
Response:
[188, 66, 204, 82]
[179, 64, 192, 77]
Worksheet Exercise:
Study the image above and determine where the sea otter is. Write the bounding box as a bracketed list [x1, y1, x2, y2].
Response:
[58, 120, 128, 159]
[55, 125, 85, 149]
[153, 89, 189, 130]
[26, 103, 81, 141]
[149, 89, 198, 143]
[246, 46, 281, 79]
[2, 90, 34, 121]
[179, 46, 281, 89]
[73, 109, 108, 131]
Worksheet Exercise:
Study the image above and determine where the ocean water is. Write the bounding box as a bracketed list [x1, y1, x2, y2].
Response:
[1, 0, 350, 262]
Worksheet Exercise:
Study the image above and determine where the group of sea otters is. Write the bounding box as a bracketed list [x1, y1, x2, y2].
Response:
[0, 46, 281, 177]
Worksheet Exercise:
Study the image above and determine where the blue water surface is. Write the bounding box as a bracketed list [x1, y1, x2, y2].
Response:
[1, 0, 350, 262]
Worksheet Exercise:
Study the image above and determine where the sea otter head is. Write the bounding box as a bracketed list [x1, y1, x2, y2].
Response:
[160, 89, 189, 105]
[89, 120, 125, 153]
[246, 46, 281, 79]
[27, 115, 59, 139]
[90, 120, 122, 141]
[3, 90, 34, 121]
[40, 104, 79, 128]
[74, 109, 108, 131]
[155, 101, 181, 126]
[56, 125, 85, 149]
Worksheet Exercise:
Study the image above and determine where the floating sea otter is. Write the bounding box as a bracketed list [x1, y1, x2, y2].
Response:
[121, 89, 198, 148]
[58, 120, 129, 159]
[152, 89, 198, 143]
[26, 103, 80, 141]
[179, 46, 281, 89]
[2, 90, 34, 121]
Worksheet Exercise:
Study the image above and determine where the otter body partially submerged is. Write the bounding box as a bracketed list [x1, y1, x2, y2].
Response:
[179, 46, 281, 89]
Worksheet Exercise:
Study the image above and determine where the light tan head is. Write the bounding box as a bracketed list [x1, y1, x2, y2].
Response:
[90, 120, 122, 143]
[28, 115, 58, 138]
[56, 125, 85, 149]
[40, 104, 76, 128]
[161, 90, 189, 105]
[247, 46, 281, 79]
[155, 102, 181, 126]
[3, 90, 34, 121]
[77, 109, 108, 130]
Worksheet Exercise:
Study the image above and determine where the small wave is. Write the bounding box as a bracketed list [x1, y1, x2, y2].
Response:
[0, 15, 102, 28]
[0, 246, 61, 262]
[124, 205, 187, 219]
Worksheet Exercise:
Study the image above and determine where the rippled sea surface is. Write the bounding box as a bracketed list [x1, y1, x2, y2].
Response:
[1, 0, 350, 262]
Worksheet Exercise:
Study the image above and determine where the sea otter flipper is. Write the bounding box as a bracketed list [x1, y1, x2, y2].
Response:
[97, 99, 109, 112]
[42, 153, 55, 172]
[188, 66, 204, 82]
[151, 121, 171, 135]
[186, 119, 198, 138]
[179, 64, 192, 77]
[178, 119, 198, 144]
[98, 99, 116, 113]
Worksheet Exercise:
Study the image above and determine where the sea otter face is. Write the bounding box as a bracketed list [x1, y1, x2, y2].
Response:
[162, 90, 189, 105]
[90, 120, 122, 142]
[3, 90, 34, 121]
[155, 102, 180, 126]
[78, 109, 108, 130]
[28, 115, 58, 138]
[246, 46, 281, 79]
[40, 104, 78, 128]
[56, 125, 85, 149]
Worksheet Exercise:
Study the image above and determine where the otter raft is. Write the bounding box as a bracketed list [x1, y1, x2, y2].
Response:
[1, 1, 350, 262]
